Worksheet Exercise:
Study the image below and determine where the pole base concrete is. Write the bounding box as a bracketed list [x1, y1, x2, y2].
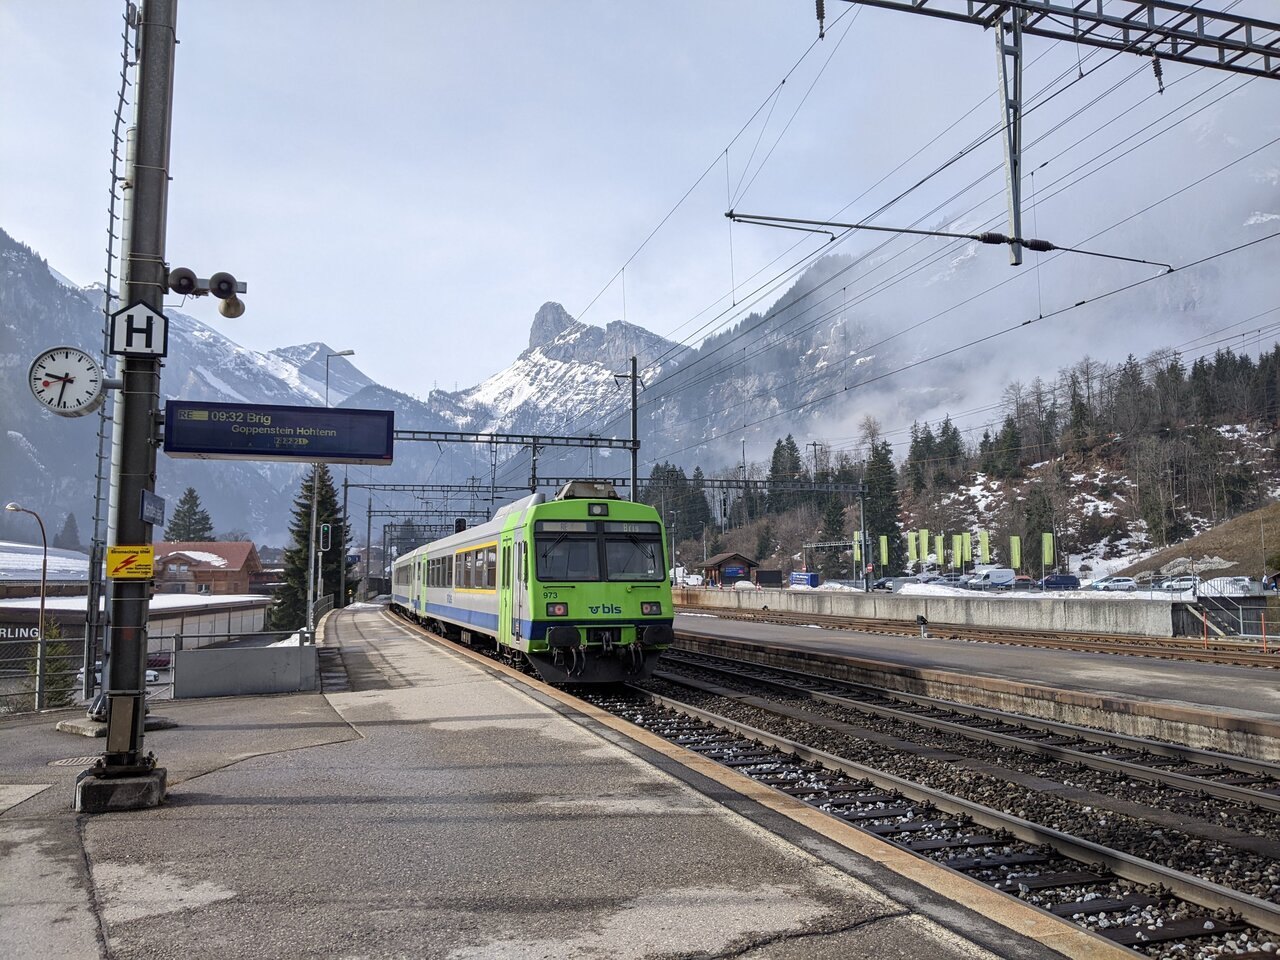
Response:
[74, 768, 167, 813]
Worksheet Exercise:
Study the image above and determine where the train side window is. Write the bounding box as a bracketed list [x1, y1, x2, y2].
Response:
[501, 545, 510, 589]
[486, 548, 497, 590]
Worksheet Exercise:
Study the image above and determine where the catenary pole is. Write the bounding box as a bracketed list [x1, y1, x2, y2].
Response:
[630, 355, 638, 502]
[101, 0, 177, 775]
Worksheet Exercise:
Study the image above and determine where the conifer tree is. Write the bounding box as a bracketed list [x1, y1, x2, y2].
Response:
[164, 487, 215, 541]
[864, 439, 905, 573]
[269, 465, 352, 631]
[817, 496, 847, 579]
[53, 513, 82, 551]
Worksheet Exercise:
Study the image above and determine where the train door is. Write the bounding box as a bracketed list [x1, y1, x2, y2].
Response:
[512, 537, 525, 642]
[499, 536, 513, 646]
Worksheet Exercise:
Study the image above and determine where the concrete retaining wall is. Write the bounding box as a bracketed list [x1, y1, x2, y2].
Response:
[677, 587, 1174, 638]
[173, 645, 318, 698]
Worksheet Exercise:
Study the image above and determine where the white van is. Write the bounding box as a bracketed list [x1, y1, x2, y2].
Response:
[965, 567, 1015, 590]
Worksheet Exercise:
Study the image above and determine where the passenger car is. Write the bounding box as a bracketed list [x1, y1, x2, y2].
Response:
[1040, 573, 1081, 591]
[1100, 577, 1137, 591]
[77, 663, 160, 684]
[1011, 575, 1037, 590]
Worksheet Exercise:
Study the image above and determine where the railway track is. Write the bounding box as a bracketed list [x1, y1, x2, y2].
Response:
[676, 606, 1280, 668]
[588, 686, 1280, 958]
[659, 649, 1280, 815]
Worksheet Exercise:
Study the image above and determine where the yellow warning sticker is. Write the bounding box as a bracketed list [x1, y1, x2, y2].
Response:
[106, 545, 154, 579]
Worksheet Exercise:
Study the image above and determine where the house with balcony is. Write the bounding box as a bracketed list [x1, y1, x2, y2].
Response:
[153, 542, 263, 595]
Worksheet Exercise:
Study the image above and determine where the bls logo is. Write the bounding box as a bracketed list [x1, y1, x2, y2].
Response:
[588, 604, 621, 615]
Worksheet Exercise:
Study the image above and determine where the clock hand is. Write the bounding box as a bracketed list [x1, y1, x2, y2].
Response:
[57, 378, 69, 405]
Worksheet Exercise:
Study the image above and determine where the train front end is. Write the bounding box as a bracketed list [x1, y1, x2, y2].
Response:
[521, 482, 673, 683]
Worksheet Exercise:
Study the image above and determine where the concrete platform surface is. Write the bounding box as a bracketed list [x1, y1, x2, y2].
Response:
[0, 606, 1097, 960]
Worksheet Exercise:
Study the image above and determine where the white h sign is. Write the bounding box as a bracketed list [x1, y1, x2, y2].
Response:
[110, 301, 169, 357]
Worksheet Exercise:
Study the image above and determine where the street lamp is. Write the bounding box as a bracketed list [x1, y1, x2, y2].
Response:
[324, 349, 355, 408]
[308, 349, 355, 638]
[666, 510, 678, 586]
[6, 503, 47, 709]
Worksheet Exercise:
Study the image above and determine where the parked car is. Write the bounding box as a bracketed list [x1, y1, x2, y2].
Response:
[1040, 573, 1081, 591]
[937, 573, 972, 585]
[872, 577, 896, 592]
[1100, 577, 1137, 591]
[1088, 576, 1120, 590]
[732, 579, 759, 591]
[1011, 575, 1037, 590]
[1160, 576, 1199, 592]
[77, 662, 160, 685]
[915, 574, 945, 584]
[966, 568, 1016, 590]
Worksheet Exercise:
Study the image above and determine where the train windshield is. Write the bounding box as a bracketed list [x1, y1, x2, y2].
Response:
[603, 533, 664, 581]
[535, 535, 601, 582]
[533, 520, 665, 583]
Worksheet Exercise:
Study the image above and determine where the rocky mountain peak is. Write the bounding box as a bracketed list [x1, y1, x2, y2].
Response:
[528, 302, 577, 350]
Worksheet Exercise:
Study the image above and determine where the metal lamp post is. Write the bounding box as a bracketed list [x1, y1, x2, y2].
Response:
[7, 503, 48, 709]
[666, 510, 678, 585]
[306, 349, 355, 638]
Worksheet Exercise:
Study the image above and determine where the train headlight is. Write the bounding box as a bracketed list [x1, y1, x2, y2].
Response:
[587, 503, 609, 516]
[546, 602, 569, 617]
[640, 602, 662, 615]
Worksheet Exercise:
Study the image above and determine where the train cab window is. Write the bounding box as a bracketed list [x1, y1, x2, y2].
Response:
[535, 536, 600, 582]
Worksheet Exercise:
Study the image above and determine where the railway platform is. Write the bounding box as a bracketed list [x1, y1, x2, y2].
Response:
[675, 611, 1280, 760]
[0, 604, 1125, 960]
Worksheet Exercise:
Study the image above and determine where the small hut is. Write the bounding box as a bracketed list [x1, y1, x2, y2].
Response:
[701, 552, 758, 587]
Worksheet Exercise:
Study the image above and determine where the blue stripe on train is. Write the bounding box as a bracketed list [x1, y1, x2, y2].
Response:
[426, 602, 500, 633]
[424, 603, 673, 644]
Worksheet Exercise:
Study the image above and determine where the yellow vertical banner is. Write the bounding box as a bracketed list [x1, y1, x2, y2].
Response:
[1042, 532, 1054, 566]
[853, 539, 861, 562]
[1010, 535, 1022, 569]
[879, 535, 888, 566]
[979, 530, 990, 564]
[907, 534, 917, 564]
[951, 534, 962, 569]
[919, 529, 929, 565]
[962, 532, 972, 563]
[934, 535, 944, 567]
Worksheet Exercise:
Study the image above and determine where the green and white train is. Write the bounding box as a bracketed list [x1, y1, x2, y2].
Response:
[390, 481, 674, 682]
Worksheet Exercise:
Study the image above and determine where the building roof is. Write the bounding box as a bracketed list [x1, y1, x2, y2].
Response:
[702, 552, 758, 569]
[154, 541, 260, 572]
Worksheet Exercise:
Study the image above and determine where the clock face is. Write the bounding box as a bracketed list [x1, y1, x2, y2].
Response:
[29, 347, 105, 417]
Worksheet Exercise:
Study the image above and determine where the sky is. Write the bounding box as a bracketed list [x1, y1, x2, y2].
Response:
[4, 0, 1279, 414]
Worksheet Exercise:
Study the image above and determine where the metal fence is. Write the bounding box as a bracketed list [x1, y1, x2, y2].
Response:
[0, 630, 179, 716]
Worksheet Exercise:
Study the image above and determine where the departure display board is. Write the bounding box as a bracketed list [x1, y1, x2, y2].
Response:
[164, 401, 394, 465]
